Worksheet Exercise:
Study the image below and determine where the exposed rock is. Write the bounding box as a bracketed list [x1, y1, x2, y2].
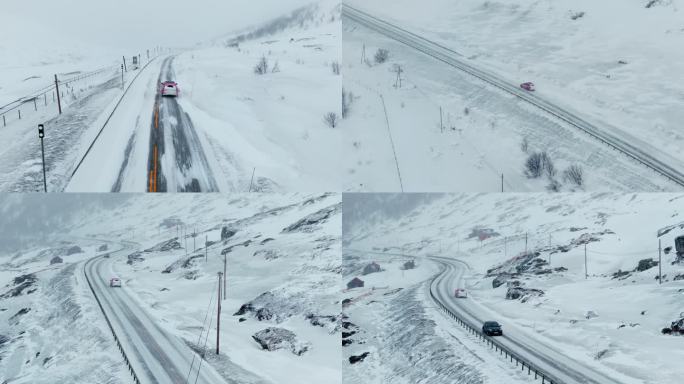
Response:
[260, 238, 275, 245]
[492, 273, 518, 288]
[673, 274, 684, 281]
[362, 262, 381, 275]
[349, 352, 370, 364]
[162, 254, 204, 273]
[234, 291, 302, 323]
[347, 277, 364, 289]
[505, 287, 544, 302]
[65, 246, 83, 255]
[401, 260, 416, 270]
[281, 203, 341, 233]
[184, 270, 199, 280]
[145, 238, 181, 252]
[127, 251, 144, 265]
[1, 274, 38, 298]
[467, 227, 500, 241]
[9, 307, 31, 323]
[585, 310, 599, 319]
[635, 258, 658, 272]
[50, 256, 63, 265]
[221, 240, 252, 255]
[221, 227, 237, 241]
[97, 244, 108, 252]
[612, 269, 631, 279]
[305, 314, 339, 333]
[252, 327, 309, 355]
[253, 249, 283, 261]
[238, 317, 247, 322]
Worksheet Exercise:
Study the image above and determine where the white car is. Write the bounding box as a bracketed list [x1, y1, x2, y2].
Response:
[110, 277, 122, 287]
[160, 81, 179, 97]
[454, 288, 468, 298]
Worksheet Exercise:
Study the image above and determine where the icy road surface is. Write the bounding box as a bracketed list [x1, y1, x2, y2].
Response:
[84, 252, 227, 384]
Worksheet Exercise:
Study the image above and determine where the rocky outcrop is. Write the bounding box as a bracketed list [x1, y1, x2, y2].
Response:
[253, 249, 283, 261]
[362, 262, 381, 275]
[281, 203, 341, 233]
[50, 256, 63, 265]
[97, 244, 108, 252]
[505, 286, 544, 303]
[349, 352, 370, 364]
[1, 274, 37, 298]
[252, 327, 310, 355]
[144, 238, 181, 252]
[221, 227, 237, 241]
[636, 258, 658, 272]
[127, 251, 144, 265]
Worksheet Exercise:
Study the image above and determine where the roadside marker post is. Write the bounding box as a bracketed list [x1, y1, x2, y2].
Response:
[38, 124, 47, 192]
[54, 74, 62, 114]
[216, 272, 222, 354]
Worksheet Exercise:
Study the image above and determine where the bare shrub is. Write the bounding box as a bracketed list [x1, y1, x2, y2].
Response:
[254, 56, 269, 74]
[525, 151, 555, 178]
[324, 112, 339, 128]
[374, 48, 389, 64]
[547, 179, 561, 192]
[271, 61, 280, 73]
[563, 164, 584, 186]
[332, 61, 340, 75]
[520, 137, 529, 153]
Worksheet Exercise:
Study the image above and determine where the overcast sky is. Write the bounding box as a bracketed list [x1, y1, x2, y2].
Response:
[5, 0, 315, 50]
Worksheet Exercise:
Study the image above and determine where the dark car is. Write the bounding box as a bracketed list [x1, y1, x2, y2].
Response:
[482, 321, 503, 336]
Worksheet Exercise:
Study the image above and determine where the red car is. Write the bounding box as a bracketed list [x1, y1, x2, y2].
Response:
[160, 81, 179, 97]
[454, 288, 468, 298]
[520, 82, 535, 91]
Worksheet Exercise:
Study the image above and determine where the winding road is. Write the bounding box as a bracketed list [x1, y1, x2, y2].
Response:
[429, 256, 626, 384]
[83, 250, 226, 384]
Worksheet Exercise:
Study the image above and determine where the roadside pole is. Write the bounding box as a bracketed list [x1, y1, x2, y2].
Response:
[54, 75, 62, 114]
[38, 124, 47, 192]
[216, 272, 222, 354]
[121, 65, 125, 90]
[223, 255, 227, 300]
[658, 239, 662, 284]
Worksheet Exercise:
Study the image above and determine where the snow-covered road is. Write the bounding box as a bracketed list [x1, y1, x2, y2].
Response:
[342, 4, 684, 191]
[146, 57, 218, 192]
[84, 251, 227, 384]
[429, 256, 632, 384]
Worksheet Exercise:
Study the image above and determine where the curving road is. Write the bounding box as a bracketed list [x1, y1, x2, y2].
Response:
[84, 252, 226, 384]
[342, 5, 684, 188]
[429, 256, 627, 384]
[147, 57, 218, 192]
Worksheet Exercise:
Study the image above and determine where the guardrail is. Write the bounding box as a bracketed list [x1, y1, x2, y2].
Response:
[428, 279, 560, 384]
[83, 257, 142, 384]
[0, 65, 118, 127]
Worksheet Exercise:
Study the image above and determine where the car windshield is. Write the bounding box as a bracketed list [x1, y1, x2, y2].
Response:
[485, 322, 500, 327]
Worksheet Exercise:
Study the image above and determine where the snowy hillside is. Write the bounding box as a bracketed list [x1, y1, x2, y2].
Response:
[343, 193, 684, 383]
[0, 193, 341, 383]
[342, 0, 684, 192]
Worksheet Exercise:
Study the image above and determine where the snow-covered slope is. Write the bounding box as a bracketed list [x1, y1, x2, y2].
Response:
[342, 0, 684, 192]
[344, 193, 684, 383]
[0, 193, 341, 383]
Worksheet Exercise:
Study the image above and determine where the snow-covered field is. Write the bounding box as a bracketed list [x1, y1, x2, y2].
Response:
[342, 0, 684, 192]
[343, 193, 684, 383]
[0, 193, 341, 383]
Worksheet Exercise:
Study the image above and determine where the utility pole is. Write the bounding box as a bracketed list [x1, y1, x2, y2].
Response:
[223, 255, 227, 300]
[658, 239, 662, 284]
[121, 65, 124, 89]
[216, 272, 222, 354]
[54, 75, 62, 114]
[584, 243, 588, 279]
[501, 174, 504, 192]
[123, 56, 127, 72]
